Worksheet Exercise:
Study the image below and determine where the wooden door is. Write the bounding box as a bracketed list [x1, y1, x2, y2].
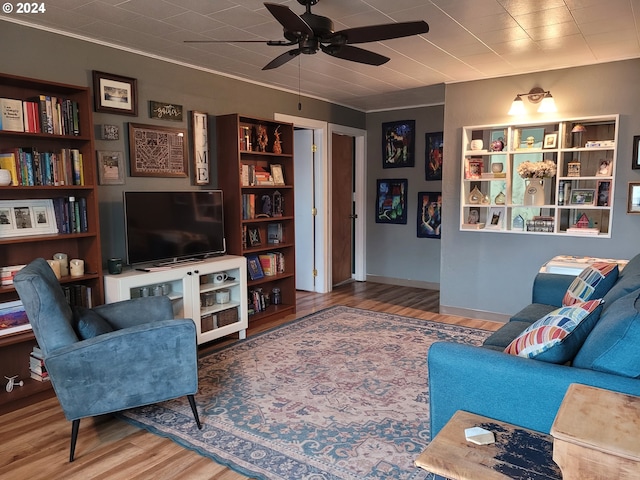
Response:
[331, 133, 354, 286]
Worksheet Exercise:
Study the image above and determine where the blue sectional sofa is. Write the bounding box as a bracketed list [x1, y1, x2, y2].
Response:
[428, 253, 640, 437]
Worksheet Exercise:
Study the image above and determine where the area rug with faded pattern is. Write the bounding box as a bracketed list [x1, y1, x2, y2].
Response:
[120, 306, 491, 479]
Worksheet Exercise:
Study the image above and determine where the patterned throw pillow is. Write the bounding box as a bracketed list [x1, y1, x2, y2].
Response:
[562, 262, 618, 306]
[504, 299, 603, 363]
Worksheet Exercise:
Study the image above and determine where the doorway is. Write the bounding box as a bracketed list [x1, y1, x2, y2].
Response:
[331, 132, 354, 286]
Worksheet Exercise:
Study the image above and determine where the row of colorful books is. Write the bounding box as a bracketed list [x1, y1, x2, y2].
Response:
[53, 196, 89, 234]
[0, 147, 84, 186]
[0, 96, 80, 136]
[246, 252, 285, 280]
[240, 164, 274, 186]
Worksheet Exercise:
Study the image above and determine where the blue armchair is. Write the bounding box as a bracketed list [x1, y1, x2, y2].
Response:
[13, 258, 202, 462]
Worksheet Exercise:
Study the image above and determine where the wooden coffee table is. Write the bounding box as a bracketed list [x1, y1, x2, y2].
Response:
[415, 410, 562, 480]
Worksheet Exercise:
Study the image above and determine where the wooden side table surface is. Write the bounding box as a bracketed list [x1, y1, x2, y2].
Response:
[415, 410, 561, 480]
[550, 383, 640, 479]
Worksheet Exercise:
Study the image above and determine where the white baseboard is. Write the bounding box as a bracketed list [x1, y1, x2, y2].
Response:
[440, 305, 509, 323]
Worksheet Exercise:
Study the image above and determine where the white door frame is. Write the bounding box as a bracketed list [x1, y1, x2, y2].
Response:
[275, 113, 366, 291]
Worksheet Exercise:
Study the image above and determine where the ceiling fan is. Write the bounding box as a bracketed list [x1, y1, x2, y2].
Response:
[185, 0, 429, 70]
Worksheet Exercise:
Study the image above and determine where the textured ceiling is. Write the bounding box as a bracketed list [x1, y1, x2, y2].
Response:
[2, 0, 639, 111]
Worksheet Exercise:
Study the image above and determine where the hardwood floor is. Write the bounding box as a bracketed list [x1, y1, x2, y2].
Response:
[0, 282, 501, 480]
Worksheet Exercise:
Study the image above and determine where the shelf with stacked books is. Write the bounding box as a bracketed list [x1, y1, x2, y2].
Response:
[460, 115, 618, 237]
[217, 114, 296, 323]
[0, 73, 103, 413]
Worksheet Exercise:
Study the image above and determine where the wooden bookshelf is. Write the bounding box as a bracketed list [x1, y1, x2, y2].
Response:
[216, 114, 296, 323]
[0, 73, 103, 412]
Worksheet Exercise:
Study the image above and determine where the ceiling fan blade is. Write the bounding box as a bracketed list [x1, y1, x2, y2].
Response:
[262, 48, 301, 70]
[332, 21, 429, 44]
[321, 44, 389, 66]
[264, 3, 313, 37]
[184, 40, 293, 45]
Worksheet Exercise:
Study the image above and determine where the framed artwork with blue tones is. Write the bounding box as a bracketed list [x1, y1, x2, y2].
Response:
[382, 120, 415, 168]
[425, 131, 443, 180]
[376, 178, 407, 224]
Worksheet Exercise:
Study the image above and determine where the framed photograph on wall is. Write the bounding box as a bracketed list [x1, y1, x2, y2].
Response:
[425, 132, 443, 180]
[92, 71, 137, 116]
[0, 199, 58, 238]
[417, 191, 441, 238]
[627, 182, 640, 213]
[128, 123, 188, 178]
[96, 151, 125, 185]
[375, 178, 407, 224]
[382, 120, 415, 168]
[632, 135, 640, 169]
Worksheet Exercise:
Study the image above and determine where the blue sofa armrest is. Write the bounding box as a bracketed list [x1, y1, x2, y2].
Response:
[531, 272, 575, 306]
[428, 342, 640, 437]
[45, 318, 198, 420]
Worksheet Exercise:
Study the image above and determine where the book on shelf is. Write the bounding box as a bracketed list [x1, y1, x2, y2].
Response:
[28, 94, 80, 136]
[0, 265, 25, 286]
[30, 371, 50, 382]
[566, 227, 600, 236]
[29, 355, 47, 375]
[61, 284, 92, 307]
[0, 98, 25, 132]
[246, 254, 265, 280]
[242, 193, 256, 219]
[258, 253, 277, 276]
[0, 147, 84, 186]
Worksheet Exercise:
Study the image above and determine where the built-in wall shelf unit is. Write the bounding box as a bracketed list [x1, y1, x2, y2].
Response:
[460, 115, 618, 237]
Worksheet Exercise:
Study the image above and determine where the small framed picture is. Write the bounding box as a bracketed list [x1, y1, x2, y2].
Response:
[567, 162, 581, 177]
[101, 124, 120, 140]
[596, 159, 613, 177]
[597, 180, 611, 207]
[247, 227, 262, 247]
[270, 164, 285, 185]
[465, 158, 483, 179]
[96, 151, 125, 185]
[485, 207, 504, 229]
[92, 71, 137, 116]
[632, 136, 640, 170]
[570, 189, 596, 205]
[543, 133, 558, 149]
[627, 182, 640, 213]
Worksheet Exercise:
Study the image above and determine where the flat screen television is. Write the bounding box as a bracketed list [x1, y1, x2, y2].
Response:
[124, 190, 226, 266]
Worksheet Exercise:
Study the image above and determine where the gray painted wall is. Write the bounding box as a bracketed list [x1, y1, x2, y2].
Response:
[0, 22, 365, 266]
[441, 59, 640, 321]
[366, 105, 445, 288]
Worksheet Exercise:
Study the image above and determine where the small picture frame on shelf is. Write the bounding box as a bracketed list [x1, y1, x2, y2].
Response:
[270, 164, 285, 185]
[0, 199, 58, 238]
[569, 189, 595, 205]
[627, 182, 640, 213]
[465, 158, 483, 179]
[247, 227, 262, 247]
[485, 207, 503, 230]
[0, 300, 30, 338]
[567, 162, 581, 177]
[596, 159, 613, 177]
[543, 133, 558, 149]
[597, 180, 611, 207]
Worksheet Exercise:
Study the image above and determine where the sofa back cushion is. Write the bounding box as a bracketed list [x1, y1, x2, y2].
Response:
[573, 290, 640, 378]
[504, 299, 603, 364]
[601, 273, 640, 310]
[562, 262, 618, 306]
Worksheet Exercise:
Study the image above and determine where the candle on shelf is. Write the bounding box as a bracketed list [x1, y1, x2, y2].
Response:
[53, 253, 69, 276]
[46, 259, 61, 279]
[69, 258, 84, 277]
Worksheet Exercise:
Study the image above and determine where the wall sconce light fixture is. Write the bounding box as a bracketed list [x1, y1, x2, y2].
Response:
[508, 87, 557, 115]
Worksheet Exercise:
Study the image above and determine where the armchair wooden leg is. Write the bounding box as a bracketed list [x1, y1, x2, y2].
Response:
[187, 395, 202, 430]
[70, 419, 80, 462]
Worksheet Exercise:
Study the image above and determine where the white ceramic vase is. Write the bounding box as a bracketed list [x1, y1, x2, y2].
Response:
[524, 179, 545, 206]
[0, 169, 11, 186]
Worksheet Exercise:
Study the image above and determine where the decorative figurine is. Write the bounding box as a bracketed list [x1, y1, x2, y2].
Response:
[257, 124, 268, 152]
[273, 126, 282, 154]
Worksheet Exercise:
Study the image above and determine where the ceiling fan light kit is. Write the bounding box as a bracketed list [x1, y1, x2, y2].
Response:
[186, 0, 429, 70]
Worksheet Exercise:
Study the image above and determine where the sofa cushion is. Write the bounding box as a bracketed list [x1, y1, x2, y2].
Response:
[573, 290, 640, 378]
[619, 253, 640, 278]
[504, 299, 603, 363]
[562, 262, 618, 306]
[601, 273, 640, 310]
[483, 321, 533, 349]
[73, 306, 114, 339]
[509, 303, 558, 324]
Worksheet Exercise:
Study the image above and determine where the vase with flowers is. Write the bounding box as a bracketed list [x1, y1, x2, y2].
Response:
[517, 160, 557, 206]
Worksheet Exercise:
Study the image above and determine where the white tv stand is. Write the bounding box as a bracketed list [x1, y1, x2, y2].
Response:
[104, 255, 248, 345]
